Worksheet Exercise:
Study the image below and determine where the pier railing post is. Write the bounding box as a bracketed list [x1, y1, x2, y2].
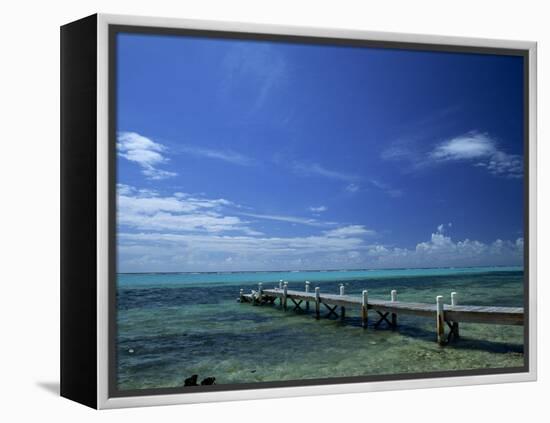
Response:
[239, 288, 244, 303]
[450, 292, 459, 339]
[315, 287, 320, 319]
[283, 282, 288, 311]
[391, 289, 397, 327]
[305, 281, 310, 311]
[339, 284, 346, 320]
[361, 290, 368, 328]
[436, 295, 445, 345]
[279, 280, 283, 289]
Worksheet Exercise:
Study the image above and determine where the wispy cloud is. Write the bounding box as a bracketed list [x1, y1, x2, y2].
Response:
[345, 183, 360, 193]
[324, 225, 375, 238]
[430, 132, 523, 178]
[117, 184, 261, 235]
[368, 179, 403, 198]
[292, 161, 356, 182]
[383, 131, 523, 179]
[178, 145, 256, 166]
[240, 212, 334, 227]
[117, 132, 177, 180]
[309, 206, 327, 213]
[221, 43, 286, 112]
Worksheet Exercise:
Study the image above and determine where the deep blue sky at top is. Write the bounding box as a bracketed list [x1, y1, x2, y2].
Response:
[115, 31, 524, 272]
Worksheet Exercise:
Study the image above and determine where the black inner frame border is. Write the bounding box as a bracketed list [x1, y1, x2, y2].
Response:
[108, 23, 530, 399]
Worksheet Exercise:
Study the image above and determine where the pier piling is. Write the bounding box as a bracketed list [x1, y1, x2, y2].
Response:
[436, 295, 445, 345]
[391, 290, 397, 327]
[362, 290, 368, 328]
[315, 287, 320, 319]
[340, 284, 346, 320]
[450, 292, 459, 339]
[305, 281, 310, 311]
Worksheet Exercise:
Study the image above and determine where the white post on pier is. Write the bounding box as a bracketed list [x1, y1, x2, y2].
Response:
[391, 289, 397, 326]
[305, 281, 310, 310]
[239, 288, 244, 303]
[279, 280, 283, 289]
[450, 292, 459, 339]
[361, 290, 369, 328]
[436, 295, 445, 345]
[257, 283, 263, 304]
[283, 282, 288, 311]
[315, 287, 321, 319]
[339, 284, 346, 320]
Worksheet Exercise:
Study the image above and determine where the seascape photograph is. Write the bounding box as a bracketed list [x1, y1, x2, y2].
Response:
[114, 32, 525, 392]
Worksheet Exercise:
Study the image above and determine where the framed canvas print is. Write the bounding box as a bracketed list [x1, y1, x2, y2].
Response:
[60, 13, 537, 409]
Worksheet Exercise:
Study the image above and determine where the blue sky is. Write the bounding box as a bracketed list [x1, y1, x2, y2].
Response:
[116, 32, 524, 273]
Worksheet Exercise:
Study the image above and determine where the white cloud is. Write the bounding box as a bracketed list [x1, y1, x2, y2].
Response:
[240, 212, 334, 227]
[430, 132, 523, 179]
[117, 185, 258, 235]
[117, 132, 177, 180]
[345, 183, 360, 193]
[118, 222, 523, 272]
[179, 145, 255, 166]
[324, 225, 375, 238]
[309, 206, 327, 213]
[116, 186, 523, 272]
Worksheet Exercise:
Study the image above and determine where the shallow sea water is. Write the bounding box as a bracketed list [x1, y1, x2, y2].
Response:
[116, 268, 524, 390]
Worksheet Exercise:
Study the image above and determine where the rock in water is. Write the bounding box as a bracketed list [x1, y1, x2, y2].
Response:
[184, 375, 199, 386]
[200, 377, 216, 385]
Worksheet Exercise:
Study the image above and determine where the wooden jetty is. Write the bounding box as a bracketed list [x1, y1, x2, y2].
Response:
[238, 281, 524, 345]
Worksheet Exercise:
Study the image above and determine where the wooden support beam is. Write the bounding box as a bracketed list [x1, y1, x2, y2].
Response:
[323, 303, 339, 317]
[390, 289, 397, 327]
[283, 282, 288, 311]
[374, 311, 392, 328]
[315, 287, 320, 319]
[361, 290, 368, 328]
[436, 295, 445, 345]
[290, 298, 303, 311]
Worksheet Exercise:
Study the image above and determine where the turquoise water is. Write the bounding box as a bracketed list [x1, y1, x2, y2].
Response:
[117, 267, 525, 391]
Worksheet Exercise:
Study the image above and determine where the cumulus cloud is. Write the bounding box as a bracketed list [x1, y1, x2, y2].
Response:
[117, 132, 177, 180]
[430, 132, 523, 179]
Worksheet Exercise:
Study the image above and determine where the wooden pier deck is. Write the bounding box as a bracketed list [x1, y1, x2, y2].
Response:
[238, 282, 523, 345]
